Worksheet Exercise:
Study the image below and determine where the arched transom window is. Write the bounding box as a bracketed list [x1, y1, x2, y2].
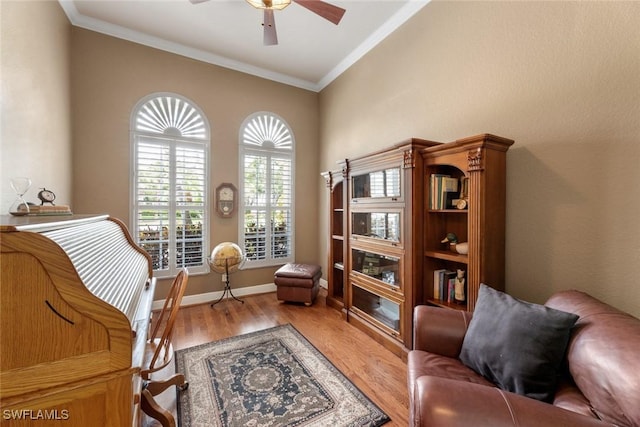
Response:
[131, 93, 210, 277]
[239, 112, 295, 267]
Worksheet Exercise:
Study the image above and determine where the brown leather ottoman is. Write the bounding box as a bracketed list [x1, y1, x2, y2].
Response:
[274, 263, 322, 305]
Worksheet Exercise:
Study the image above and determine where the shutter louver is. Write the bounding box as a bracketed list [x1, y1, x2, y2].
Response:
[136, 140, 171, 271]
[240, 113, 294, 266]
[271, 157, 291, 259]
[175, 146, 206, 268]
[132, 94, 209, 277]
[243, 154, 268, 261]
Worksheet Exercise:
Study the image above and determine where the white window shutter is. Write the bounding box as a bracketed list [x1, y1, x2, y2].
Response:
[239, 113, 295, 267]
[131, 94, 210, 277]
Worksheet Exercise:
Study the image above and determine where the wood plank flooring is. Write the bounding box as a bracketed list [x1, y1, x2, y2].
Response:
[144, 289, 409, 426]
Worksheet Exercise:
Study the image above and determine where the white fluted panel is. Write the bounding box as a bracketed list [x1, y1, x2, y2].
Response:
[43, 220, 149, 323]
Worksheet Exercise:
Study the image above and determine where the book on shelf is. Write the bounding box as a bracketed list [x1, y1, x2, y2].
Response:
[447, 275, 456, 303]
[434, 269, 454, 302]
[19, 204, 73, 215]
[429, 174, 459, 209]
[433, 269, 446, 300]
[443, 270, 456, 302]
[432, 269, 466, 303]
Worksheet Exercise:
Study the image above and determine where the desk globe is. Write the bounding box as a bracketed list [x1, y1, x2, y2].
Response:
[208, 242, 245, 306]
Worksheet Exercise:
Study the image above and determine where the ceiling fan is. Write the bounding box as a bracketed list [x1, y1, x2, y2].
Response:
[189, 0, 346, 46]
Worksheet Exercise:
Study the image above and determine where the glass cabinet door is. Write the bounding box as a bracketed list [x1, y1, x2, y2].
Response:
[351, 248, 400, 287]
[352, 168, 401, 200]
[351, 284, 400, 332]
[352, 211, 401, 243]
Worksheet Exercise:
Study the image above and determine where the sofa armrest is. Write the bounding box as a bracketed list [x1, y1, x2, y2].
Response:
[412, 305, 472, 357]
[412, 376, 608, 427]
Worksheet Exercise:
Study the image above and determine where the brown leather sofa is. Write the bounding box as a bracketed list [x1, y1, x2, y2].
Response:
[408, 290, 640, 426]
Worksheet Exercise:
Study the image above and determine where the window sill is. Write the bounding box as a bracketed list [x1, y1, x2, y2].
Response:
[242, 259, 293, 270]
[153, 265, 210, 279]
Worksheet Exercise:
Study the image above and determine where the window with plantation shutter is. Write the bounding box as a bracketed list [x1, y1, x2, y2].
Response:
[131, 93, 210, 278]
[239, 112, 294, 267]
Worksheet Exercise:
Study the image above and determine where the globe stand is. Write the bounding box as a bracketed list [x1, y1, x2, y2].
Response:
[210, 258, 244, 307]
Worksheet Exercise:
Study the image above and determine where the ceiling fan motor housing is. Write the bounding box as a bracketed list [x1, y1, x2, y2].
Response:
[193, 0, 346, 46]
[246, 0, 292, 10]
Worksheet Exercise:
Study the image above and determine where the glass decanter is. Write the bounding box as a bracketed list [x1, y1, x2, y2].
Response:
[9, 177, 32, 216]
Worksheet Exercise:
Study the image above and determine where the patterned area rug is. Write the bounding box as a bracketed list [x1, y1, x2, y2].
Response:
[175, 324, 390, 427]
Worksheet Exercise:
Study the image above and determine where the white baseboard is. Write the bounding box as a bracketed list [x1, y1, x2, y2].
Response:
[152, 282, 277, 310]
[153, 279, 328, 310]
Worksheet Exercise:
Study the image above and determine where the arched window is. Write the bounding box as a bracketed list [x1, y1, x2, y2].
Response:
[239, 112, 295, 267]
[131, 93, 210, 277]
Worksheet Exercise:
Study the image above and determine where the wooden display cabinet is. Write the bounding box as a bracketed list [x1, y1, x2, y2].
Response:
[322, 134, 513, 357]
[321, 166, 347, 314]
[335, 139, 438, 357]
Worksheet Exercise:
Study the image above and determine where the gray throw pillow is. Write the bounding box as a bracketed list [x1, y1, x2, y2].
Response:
[459, 284, 579, 402]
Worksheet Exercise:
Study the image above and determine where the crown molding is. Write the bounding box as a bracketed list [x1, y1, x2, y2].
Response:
[58, 0, 430, 93]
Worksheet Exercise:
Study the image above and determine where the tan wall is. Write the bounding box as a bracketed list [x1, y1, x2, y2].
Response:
[319, 1, 640, 315]
[4, 1, 638, 316]
[1, 1, 72, 211]
[71, 28, 320, 299]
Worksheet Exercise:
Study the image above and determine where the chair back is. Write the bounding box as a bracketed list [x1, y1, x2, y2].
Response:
[145, 268, 189, 374]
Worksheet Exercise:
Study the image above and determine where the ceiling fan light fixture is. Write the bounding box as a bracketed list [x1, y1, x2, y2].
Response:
[246, 0, 291, 10]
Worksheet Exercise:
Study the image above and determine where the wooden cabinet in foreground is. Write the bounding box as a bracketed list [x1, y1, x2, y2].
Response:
[0, 214, 156, 427]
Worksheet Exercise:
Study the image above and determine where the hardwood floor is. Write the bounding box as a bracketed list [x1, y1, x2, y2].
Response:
[144, 289, 409, 426]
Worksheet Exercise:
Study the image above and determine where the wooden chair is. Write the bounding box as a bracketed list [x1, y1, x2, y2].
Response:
[140, 268, 189, 427]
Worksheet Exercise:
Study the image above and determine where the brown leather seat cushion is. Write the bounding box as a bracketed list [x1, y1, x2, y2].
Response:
[408, 351, 495, 392]
[275, 263, 321, 280]
[552, 377, 595, 419]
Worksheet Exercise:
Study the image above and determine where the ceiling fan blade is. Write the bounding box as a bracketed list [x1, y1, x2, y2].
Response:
[263, 9, 278, 46]
[293, 0, 345, 25]
[189, 0, 210, 4]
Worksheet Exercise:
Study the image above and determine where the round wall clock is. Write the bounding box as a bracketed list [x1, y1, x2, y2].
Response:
[216, 183, 237, 218]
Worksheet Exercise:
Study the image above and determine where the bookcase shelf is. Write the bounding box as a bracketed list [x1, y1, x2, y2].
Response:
[426, 298, 467, 311]
[422, 134, 513, 311]
[322, 169, 347, 312]
[428, 209, 467, 214]
[323, 133, 513, 356]
[424, 250, 468, 264]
